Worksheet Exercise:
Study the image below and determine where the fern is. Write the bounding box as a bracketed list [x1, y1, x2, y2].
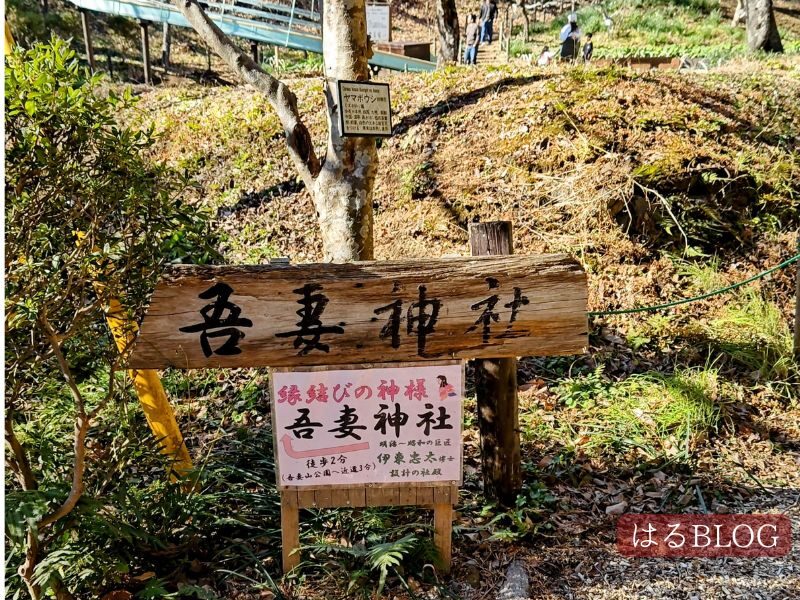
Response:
[365, 534, 417, 593]
[306, 533, 418, 594]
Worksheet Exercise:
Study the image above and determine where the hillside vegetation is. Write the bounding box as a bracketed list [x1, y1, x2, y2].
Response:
[115, 62, 800, 597]
[5, 1, 800, 597]
[510, 0, 800, 59]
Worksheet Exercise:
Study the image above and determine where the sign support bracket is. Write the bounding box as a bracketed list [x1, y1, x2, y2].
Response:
[280, 484, 457, 574]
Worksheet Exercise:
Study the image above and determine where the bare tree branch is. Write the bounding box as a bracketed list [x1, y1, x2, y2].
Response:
[5, 415, 38, 492]
[174, 0, 320, 187]
[37, 316, 88, 530]
[5, 384, 38, 492]
[19, 527, 41, 600]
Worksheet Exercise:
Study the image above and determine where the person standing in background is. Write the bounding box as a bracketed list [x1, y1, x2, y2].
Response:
[560, 21, 581, 62]
[583, 32, 594, 62]
[560, 12, 582, 44]
[480, 0, 499, 44]
[464, 14, 480, 64]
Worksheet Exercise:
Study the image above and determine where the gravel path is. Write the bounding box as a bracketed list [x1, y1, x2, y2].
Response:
[510, 490, 800, 600]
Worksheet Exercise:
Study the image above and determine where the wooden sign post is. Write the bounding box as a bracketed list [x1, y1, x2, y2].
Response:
[470, 222, 521, 505]
[130, 252, 588, 574]
[272, 361, 463, 571]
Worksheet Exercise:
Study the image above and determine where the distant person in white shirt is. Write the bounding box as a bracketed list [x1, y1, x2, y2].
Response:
[559, 12, 582, 44]
[537, 46, 554, 66]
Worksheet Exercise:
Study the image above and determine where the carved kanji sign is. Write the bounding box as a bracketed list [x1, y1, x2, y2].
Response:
[128, 255, 587, 369]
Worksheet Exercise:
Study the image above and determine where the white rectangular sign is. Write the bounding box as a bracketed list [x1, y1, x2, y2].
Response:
[366, 3, 391, 42]
[272, 362, 463, 488]
[338, 80, 392, 137]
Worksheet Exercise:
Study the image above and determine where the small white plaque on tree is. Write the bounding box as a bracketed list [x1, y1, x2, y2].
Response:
[338, 80, 393, 138]
[366, 3, 391, 42]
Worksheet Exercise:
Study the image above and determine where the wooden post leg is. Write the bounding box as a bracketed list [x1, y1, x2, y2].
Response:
[281, 491, 301, 573]
[250, 41, 259, 64]
[161, 23, 171, 71]
[105, 299, 193, 479]
[79, 9, 95, 70]
[433, 503, 453, 574]
[140, 20, 151, 85]
[469, 222, 522, 507]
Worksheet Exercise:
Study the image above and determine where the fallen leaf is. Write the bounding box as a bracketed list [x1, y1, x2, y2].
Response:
[606, 501, 628, 515]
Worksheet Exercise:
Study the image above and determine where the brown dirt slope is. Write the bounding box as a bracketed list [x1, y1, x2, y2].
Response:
[126, 62, 800, 313]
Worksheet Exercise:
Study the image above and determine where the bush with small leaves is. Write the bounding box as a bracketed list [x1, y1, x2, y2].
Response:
[5, 38, 215, 599]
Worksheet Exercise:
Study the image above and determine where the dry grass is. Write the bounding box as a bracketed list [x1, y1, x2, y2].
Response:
[122, 63, 800, 321]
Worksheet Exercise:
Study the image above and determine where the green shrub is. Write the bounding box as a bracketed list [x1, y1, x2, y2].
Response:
[5, 38, 214, 598]
[555, 367, 729, 462]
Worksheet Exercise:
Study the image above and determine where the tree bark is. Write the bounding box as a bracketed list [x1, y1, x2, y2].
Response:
[731, 0, 747, 26]
[37, 316, 91, 530]
[6, 406, 42, 600]
[19, 528, 41, 600]
[515, 1, 529, 43]
[162, 23, 171, 70]
[315, 0, 377, 261]
[174, 0, 377, 262]
[436, 0, 460, 65]
[746, 0, 783, 52]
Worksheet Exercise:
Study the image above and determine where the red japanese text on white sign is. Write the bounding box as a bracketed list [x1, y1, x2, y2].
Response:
[272, 363, 463, 488]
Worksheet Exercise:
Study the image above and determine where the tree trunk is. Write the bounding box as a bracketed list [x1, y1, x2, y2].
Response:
[436, 0, 460, 65]
[731, 0, 747, 26]
[746, 0, 783, 52]
[162, 23, 171, 70]
[315, 0, 377, 262]
[173, 0, 377, 263]
[515, 1, 529, 43]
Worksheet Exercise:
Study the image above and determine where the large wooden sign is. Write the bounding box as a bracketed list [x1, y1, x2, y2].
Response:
[128, 255, 587, 370]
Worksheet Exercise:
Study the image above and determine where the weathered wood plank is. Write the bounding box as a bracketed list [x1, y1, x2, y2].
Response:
[398, 485, 417, 506]
[348, 487, 366, 507]
[297, 489, 316, 508]
[383, 486, 400, 506]
[281, 490, 300, 572]
[129, 255, 587, 369]
[471, 222, 522, 506]
[365, 486, 382, 506]
[314, 488, 332, 508]
[433, 503, 454, 572]
[330, 488, 350, 507]
[417, 486, 434, 506]
[433, 484, 452, 506]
